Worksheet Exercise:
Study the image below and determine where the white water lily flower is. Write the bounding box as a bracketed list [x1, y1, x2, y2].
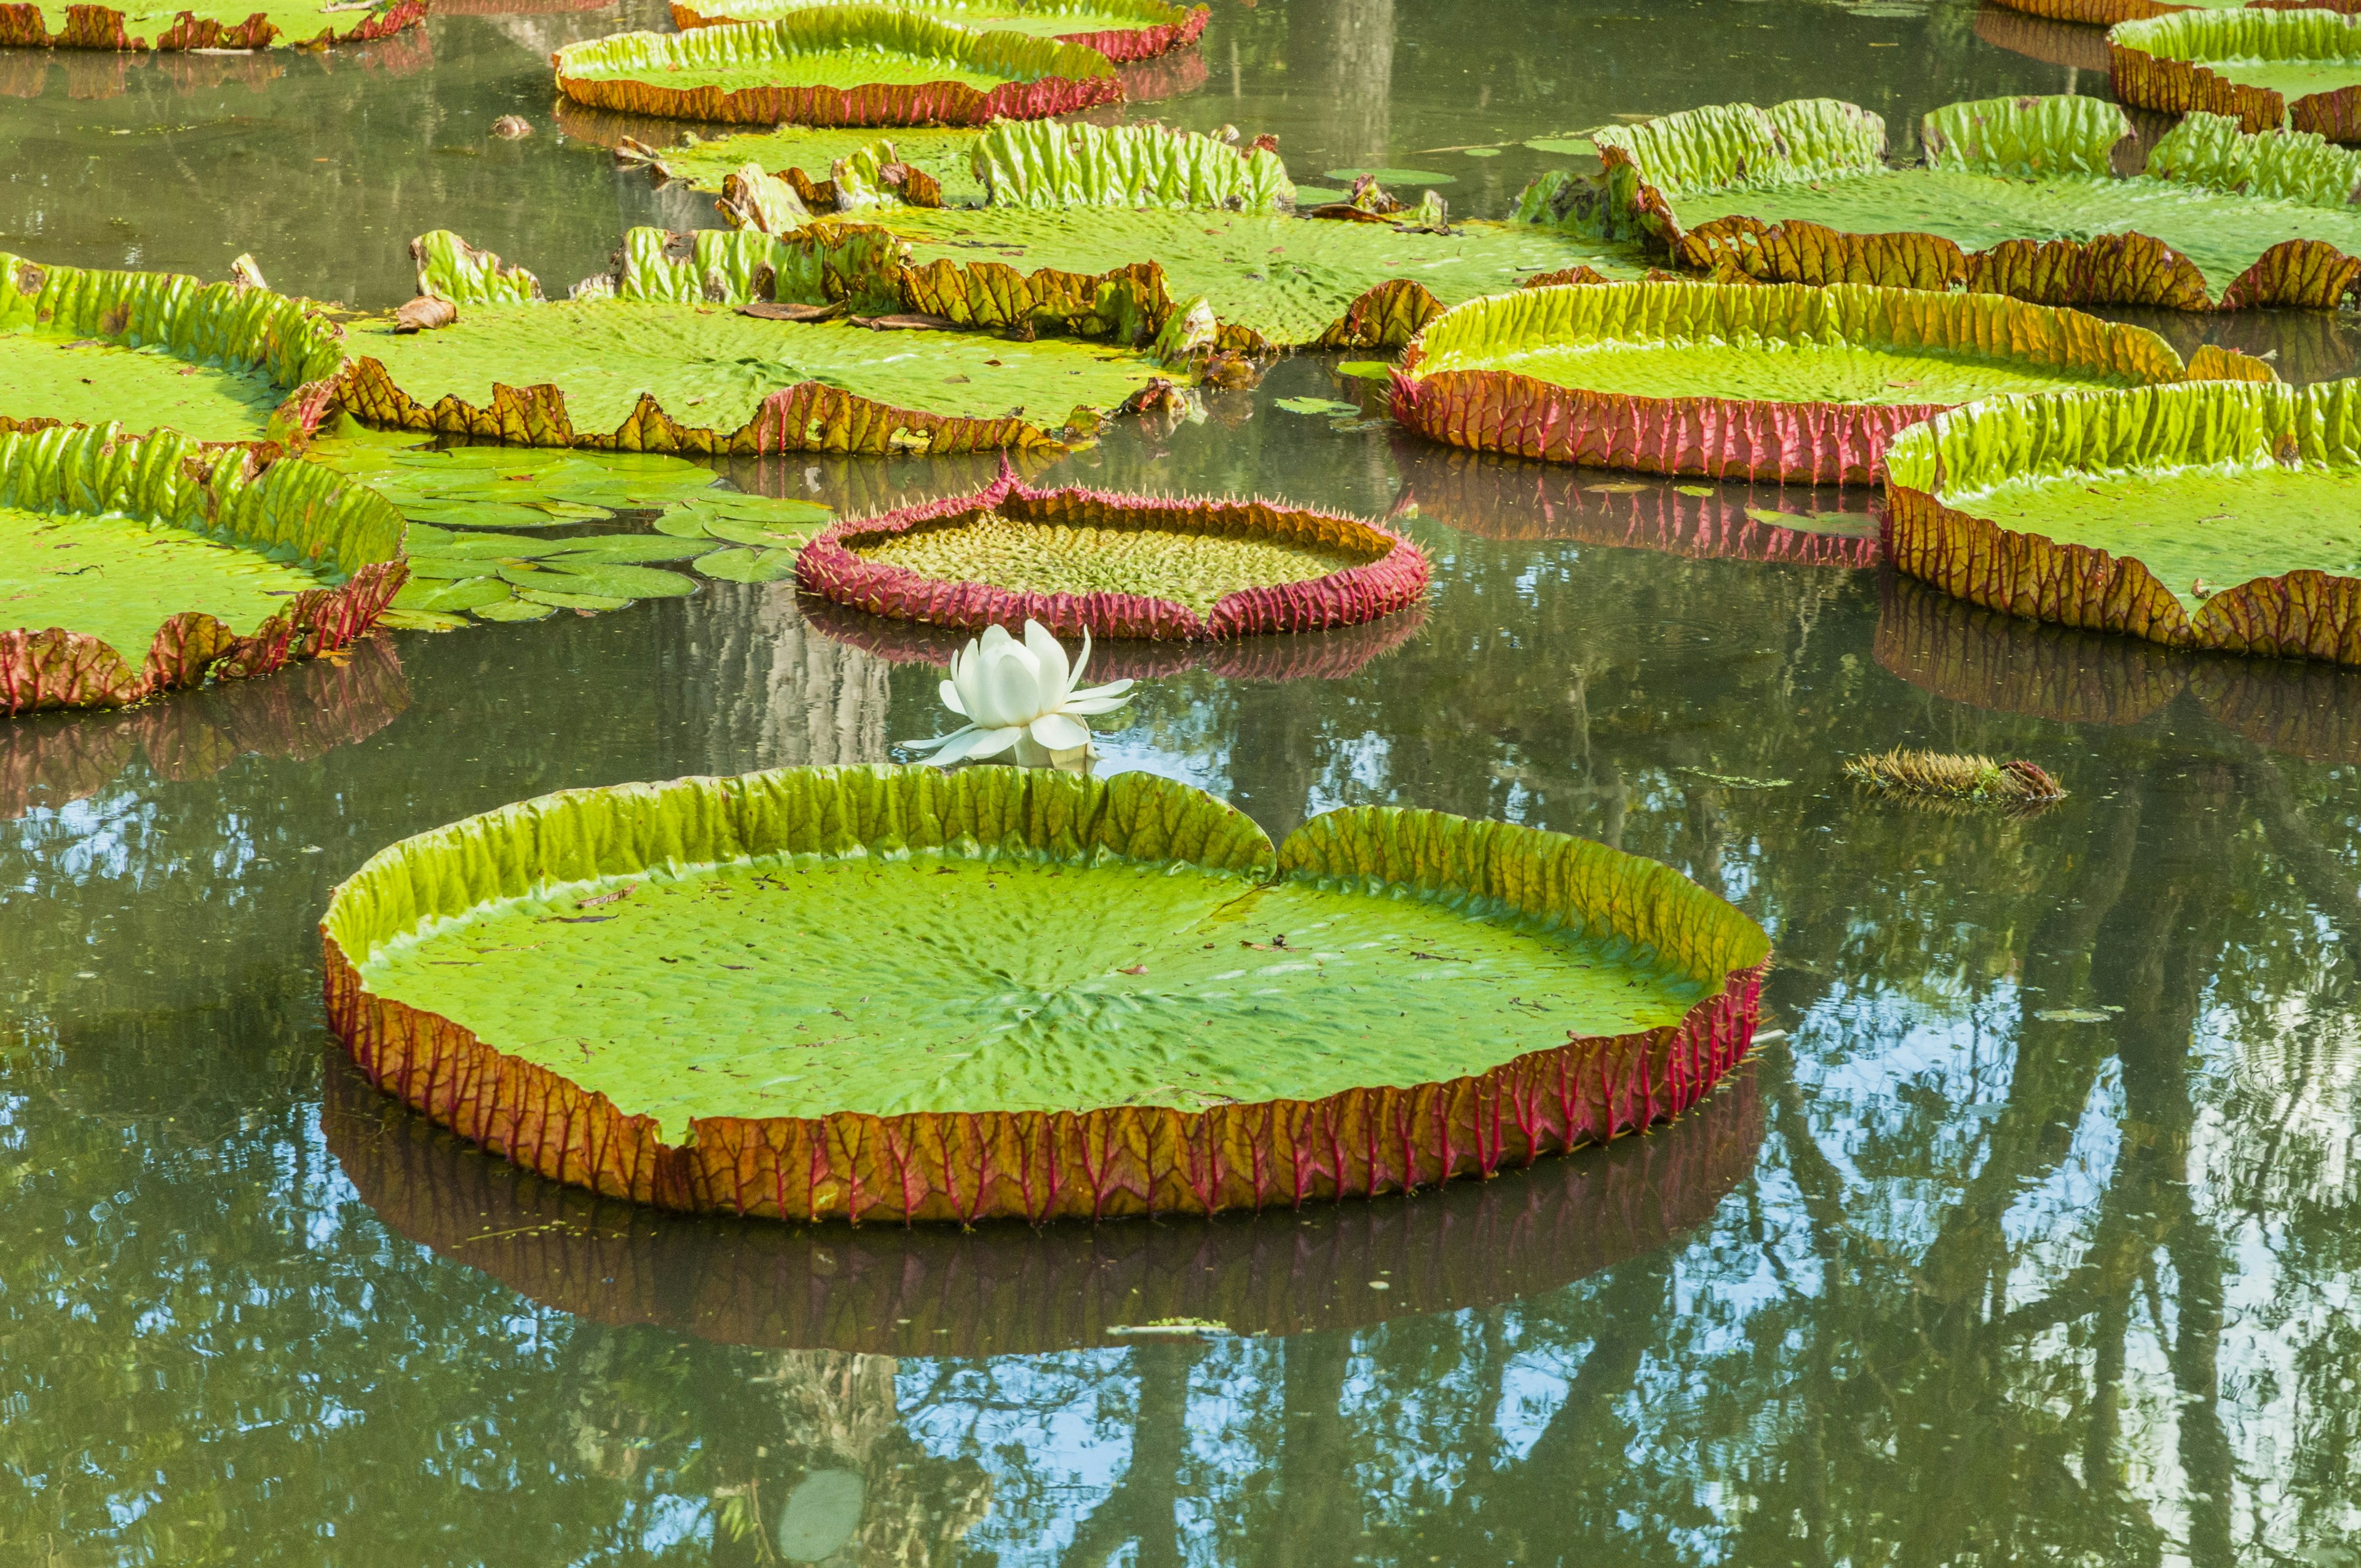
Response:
[905, 619, 1134, 767]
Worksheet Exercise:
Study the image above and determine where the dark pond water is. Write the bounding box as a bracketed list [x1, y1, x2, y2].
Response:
[7, 1, 2361, 1562]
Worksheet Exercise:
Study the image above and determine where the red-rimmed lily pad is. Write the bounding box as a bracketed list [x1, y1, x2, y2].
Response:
[321, 1039, 1760, 1352]
[1532, 92, 2361, 309]
[796, 464, 1429, 639]
[320, 764, 1770, 1224]
[550, 6, 1123, 127]
[1, 424, 406, 716]
[1, 252, 348, 442]
[0, 0, 421, 49]
[1386, 279, 2247, 484]
[665, 0, 1209, 63]
[1885, 378, 2361, 665]
[2111, 9, 2361, 140]
[1987, 0, 2361, 24]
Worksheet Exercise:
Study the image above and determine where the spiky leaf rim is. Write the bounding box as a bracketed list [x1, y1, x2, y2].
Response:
[320, 764, 1771, 1224]
[0, 0, 422, 50]
[2111, 9, 2361, 140]
[1, 251, 349, 437]
[1388, 280, 2199, 484]
[968, 117, 1291, 211]
[793, 464, 1431, 639]
[1884, 378, 2361, 665]
[665, 0, 1208, 63]
[0, 423, 407, 715]
[550, 8, 1123, 126]
[321, 1042, 1761, 1351]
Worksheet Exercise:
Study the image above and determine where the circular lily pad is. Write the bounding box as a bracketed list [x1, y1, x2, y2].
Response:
[665, 0, 1209, 63]
[2111, 10, 2361, 141]
[322, 766, 1770, 1224]
[0, 0, 421, 50]
[1324, 167, 1457, 186]
[1389, 279, 2225, 484]
[1886, 378, 2361, 666]
[1, 253, 347, 441]
[796, 467, 1430, 639]
[1, 425, 407, 716]
[323, 1040, 1762, 1353]
[550, 7, 1123, 126]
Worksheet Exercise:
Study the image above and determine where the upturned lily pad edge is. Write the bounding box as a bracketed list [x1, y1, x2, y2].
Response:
[1, 423, 408, 715]
[664, 0, 1211, 64]
[0, 0, 424, 52]
[320, 764, 1771, 1225]
[2110, 10, 2361, 143]
[1885, 378, 2361, 665]
[794, 461, 1433, 639]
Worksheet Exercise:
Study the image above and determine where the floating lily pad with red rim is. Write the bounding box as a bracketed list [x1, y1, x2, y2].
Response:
[1, 424, 407, 716]
[1535, 93, 2361, 310]
[550, 6, 1123, 127]
[2111, 9, 2361, 140]
[1885, 378, 2361, 665]
[321, 1039, 1760, 1352]
[1387, 280, 2236, 485]
[0, 0, 421, 50]
[1987, 0, 2361, 24]
[796, 465, 1429, 639]
[320, 764, 1770, 1224]
[1, 252, 348, 442]
[665, 0, 1209, 63]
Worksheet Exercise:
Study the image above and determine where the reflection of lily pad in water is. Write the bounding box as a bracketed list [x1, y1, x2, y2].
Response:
[323, 765, 1770, 1221]
[1, 424, 405, 714]
[550, 8, 1122, 125]
[1886, 379, 2361, 665]
[1570, 92, 2361, 309]
[1744, 506, 1879, 538]
[664, 0, 1209, 63]
[2034, 1007, 2121, 1023]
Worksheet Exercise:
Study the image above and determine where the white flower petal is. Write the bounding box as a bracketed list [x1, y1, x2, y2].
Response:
[903, 722, 978, 753]
[961, 725, 1025, 760]
[1059, 694, 1131, 716]
[979, 622, 1014, 652]
[1071, 627, 1093, 688]
[986, 643, 1043, 727]
[1029, 711, 1090, 751]
[938, 678, 967, 718]
[1068, 677, 1134, 702]
[1022, 619, 1071, 701]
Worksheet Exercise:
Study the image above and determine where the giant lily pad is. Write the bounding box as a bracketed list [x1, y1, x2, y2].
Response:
[2111, 9, 2361, 140]
[321, 765, 1770, 1222]
[1387, 280, 2244, 484]
[1987, 0, 2361, 23]
[323, 1038, 1759, 1352]
[333, 229, 1176, 455]
[550, 7, 1122, 126]
[1530, 93, 2361, 309]
[665, 0, 1209, 62]
[0, 0, 419, 49]
[1, 424, 406, 715]
[797, 466, 1430, 638]
[1, 253, 348, 441]
[967, 119, 1292, 211]
[1885, 378, 2361, 664]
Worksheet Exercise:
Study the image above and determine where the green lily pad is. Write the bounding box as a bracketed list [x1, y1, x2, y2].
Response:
[472, 598, 559, 624]
[502, 561, 700, 599]
[1289, 185, 1348, 205]
[324, 767, 1769, 1222]
[1336, 360, 1393, 380]
[540, 536, 711, 564]
[635, 125, 989, 207]
[673, 492, 837, 524]
[697, 517, 815, 547]
[1555, 93, 2361, 309]
[397, 501, 568, 529]
[0, 0, 423, 50]
[520, 588, 636, 612]
[391, 577, 515, 614]
[1274, 396, 1363, 416]
[668, 0, 1206, 58]
[376, 607, 470, 633]
[1525, 137, 1598, 156]
[2112, 10, 2361, 137]
[693, 545, 802, 582]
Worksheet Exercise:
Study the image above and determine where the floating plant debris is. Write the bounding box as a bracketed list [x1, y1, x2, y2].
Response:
[1843, 748, 2068, 807]
[321, 765, 1770, 1222]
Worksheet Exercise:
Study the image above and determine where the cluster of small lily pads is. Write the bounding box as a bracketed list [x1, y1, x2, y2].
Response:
[310, 434, 833, 630]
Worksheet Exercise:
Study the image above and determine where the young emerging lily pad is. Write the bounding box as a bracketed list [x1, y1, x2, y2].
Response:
[321, 765, 1770, 1223]
[2112, 9, 2361, 140]
[551, 6, 1122, 126]
[1, 424, 406, 715]
[0, 0, 421, 50]
[1, 253, 347, 441]
[1529, 93, 2361, 309]
[323, 1039, 1759, 1351]
[1885, 378, 2361, 665]
[797, 465, 1428, 638]
[665, 0, 1208, 62]
[1388, 279, 2240, 484]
